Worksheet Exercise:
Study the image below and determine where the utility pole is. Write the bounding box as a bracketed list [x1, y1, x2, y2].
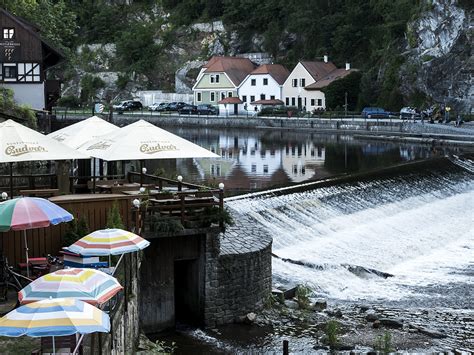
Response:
[344, 92, 348, 117]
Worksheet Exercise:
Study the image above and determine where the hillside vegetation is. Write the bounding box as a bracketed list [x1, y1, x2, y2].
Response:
[3, 1, 471, 111]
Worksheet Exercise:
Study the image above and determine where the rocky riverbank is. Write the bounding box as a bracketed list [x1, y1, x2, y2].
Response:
[235, 291, 473, 353]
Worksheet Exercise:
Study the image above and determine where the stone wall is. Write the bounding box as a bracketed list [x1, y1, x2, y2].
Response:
[204, 211, 273, 326]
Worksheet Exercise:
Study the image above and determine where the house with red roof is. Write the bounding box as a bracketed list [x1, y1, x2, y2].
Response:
[238, 64, 290, 113]
[282, 58, 356, 112]
[192, 56, 256, 115]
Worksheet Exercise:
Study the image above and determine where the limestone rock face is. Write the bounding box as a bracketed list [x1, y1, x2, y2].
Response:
[401, 0, 473, 113]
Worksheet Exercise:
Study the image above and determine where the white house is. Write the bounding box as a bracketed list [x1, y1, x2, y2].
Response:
[282, 58, 356, 112]
[238, 64, 290, 113]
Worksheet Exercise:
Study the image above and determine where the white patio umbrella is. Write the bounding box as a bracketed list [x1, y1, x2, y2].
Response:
[47, 116, 119, 149]
[78, 119, 219, 161]
[0, 120, 90, 197]
[47, 116, 120, 191]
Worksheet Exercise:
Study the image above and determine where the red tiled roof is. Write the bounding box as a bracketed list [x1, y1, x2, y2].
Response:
[204, 56, 256, 86]
[305, 69, 358, 90]
[250, 99, 284, 105]
[218, 97, 243, 104]
[300, 61, 337, 81]
[250, 64, 290, 85]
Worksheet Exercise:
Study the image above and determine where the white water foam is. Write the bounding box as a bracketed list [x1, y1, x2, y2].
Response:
[228, 172, 474, 303]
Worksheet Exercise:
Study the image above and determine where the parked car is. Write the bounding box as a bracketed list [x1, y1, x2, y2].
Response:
[361, 107, 390, 118]
[148, 102, 167, 111]
[178, 104, 198, 115]
[197, 104, 219, 115]
[399, 107, 420, 120]
[166, 102, 186, 111]
[113, 100, 143, 112]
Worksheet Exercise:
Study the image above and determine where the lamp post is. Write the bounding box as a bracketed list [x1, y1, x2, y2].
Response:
[177, 175, 183, 191]
[218, 182, 224, 230]
[140, 166, 147, 187]
[132, 198, 141, 235]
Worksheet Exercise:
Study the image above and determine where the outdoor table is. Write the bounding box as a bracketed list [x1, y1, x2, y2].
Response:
[96, 183, 141, 193]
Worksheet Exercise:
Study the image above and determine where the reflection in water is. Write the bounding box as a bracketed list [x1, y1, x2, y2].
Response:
[145, 127, 461, 193]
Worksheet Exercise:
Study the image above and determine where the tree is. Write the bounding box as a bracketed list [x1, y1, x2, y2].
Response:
[0, 88, 37, 128]
[322, 71, 362, 111]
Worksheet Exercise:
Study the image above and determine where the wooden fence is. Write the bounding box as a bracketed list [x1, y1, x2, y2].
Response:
[0, 194, 134, 267]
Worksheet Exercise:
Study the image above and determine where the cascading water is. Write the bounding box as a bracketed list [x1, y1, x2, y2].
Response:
[228, 162, 474, 307]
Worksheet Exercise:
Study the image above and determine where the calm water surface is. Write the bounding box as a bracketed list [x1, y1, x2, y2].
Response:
[141, 127, 465, 193]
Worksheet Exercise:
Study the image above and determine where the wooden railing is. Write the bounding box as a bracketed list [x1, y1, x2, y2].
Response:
[0, 173, 57, 196]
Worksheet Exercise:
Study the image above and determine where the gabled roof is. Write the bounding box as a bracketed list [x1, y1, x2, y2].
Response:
[0, 8, 64, 68]
[218, 97, 243, 104]
[305, 69, 358, 90]
[203, 56, 256, 86]
[250, 64, 290, 85]
[300, 61, 337, 81]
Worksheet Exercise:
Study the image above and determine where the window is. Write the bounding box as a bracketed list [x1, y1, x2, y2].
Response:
[197, 92, 202, 102]
[263, 78, 268, 85]
[210, 92, 215, 102]
[242, 95, 247, 102]
[292, 79, 297, 87]
[3, 65, 16, 79]
[221, 92, 226, 100]
[304, 98, 307, 106]
[210, 74, 220, 83]
[250, 95, 255, 103]
[251, 78, 256, 86]
[311, 99, 315, 106]
[17, 63, 41, 82]
[270, 95, 275, 100]
[228, 92, 232, 97]
[3, 28, 14, 39]
[263, 165, 269, 174]
[300, 78, 306, 87]
[291, 97, 295, 106]
[260, 94, 265, 100]
[285, 98, 289, 106]
[317, 99, 322, 106]
[251, 164, 257, 173]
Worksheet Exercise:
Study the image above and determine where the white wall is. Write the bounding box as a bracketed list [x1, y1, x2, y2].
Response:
[239, 74, 282, 112]
[3, 83, 45, 110]
[305, 90, 326, 112]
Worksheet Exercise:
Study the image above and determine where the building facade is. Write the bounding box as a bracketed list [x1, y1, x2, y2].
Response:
[238, 64, 289, 113]
[0, 9, 63, 111]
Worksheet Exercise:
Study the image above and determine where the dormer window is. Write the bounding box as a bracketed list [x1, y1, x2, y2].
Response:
[210, 74, 220, 84]
[3, 28, 14, 39]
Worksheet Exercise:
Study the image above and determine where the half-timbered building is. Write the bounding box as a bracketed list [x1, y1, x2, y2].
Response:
[0, 9, 64, 111]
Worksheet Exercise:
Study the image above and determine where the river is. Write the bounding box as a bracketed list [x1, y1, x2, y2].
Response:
[145, 127, 473, 353]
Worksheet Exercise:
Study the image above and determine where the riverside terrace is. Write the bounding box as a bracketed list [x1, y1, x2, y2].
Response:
[0, 171, 225, 267]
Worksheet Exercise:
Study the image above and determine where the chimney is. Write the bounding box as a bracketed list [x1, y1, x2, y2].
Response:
[323, 55, 328, 63]
[345, 62, 351, 70]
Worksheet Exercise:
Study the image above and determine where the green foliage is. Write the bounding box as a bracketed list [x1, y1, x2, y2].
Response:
[149, 215, 184, 235]
[198, 206, 234, 228]
[116, 74, 130, 91]
[80, 74, 105, 104]
[0, 88, 37, 128]
[295, 284, 312, 310]
[106, 201, 125, 230]
[322, 71, 362, 111]
[325, 320, 340, 349]
[57, 95, 81, 108]
[63, 215, 89, 247]
[374, 331, 393, 354]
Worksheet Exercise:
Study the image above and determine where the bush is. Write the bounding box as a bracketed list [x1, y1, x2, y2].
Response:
[198, 206, 234, 228]
[57, 95, 81, 108]
[63, 215, 89, 246]
[106, 201, 124, 229]
[295, 284, 312, 309]
[149, 215, 184, 235]
[374, 331, 393, 354]
[325, 320, 340, 349]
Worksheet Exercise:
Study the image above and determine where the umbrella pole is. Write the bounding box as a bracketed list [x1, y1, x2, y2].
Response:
[52, 335, 56, 355]
[92, 157, 96, 194]
[9, 162, 13, 198]
[23, 230, 29, 278]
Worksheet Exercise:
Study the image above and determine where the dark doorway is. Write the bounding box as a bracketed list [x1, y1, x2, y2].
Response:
[297, 97, 302, 109]
[233, 104, 238, 115]
[174, 259, 202, 326]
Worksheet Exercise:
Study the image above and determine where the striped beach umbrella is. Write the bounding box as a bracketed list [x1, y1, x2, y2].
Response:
[19, 268, 123, 306]
[0, 298, 110, 337]
[67, 228, 150, 256]
[0, 197, 73, 276]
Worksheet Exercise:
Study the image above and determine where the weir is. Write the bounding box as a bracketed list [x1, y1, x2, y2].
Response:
[227, 157, 473, 306]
